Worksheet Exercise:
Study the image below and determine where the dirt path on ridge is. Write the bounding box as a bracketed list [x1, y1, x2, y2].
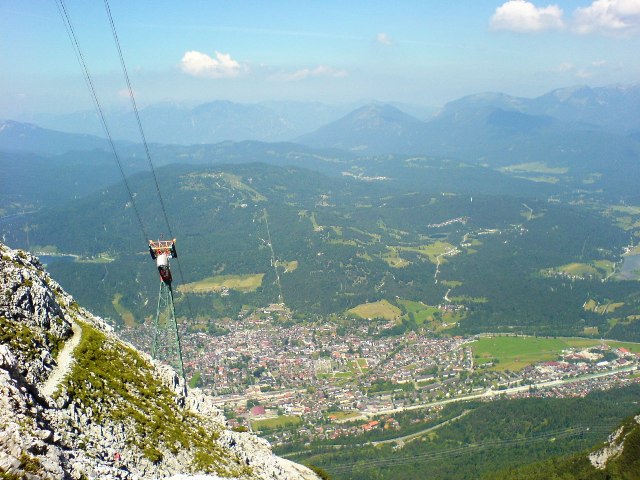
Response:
[41, 321, 82, 398]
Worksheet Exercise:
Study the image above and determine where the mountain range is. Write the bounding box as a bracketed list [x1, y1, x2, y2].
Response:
[297, 87, 640, 164]
[4, 83, 640, 205]
[0, 120, 116, 155]
[15, 84, 640, 147]
[27, 101, 359, 145]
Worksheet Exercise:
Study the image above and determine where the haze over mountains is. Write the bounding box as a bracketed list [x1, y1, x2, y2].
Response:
[9, 84, 639, 147]
[25, 101, 356, 145]
[297, 84, 640, 158]
[3, 83, 640, 206]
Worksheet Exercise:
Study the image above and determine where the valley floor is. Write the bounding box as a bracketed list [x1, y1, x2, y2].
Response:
[119, 308, 640, 454]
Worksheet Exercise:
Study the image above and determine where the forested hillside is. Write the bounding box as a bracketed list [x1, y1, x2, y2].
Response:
[3, 160, 639, 341]
[290, 385, 640, 480]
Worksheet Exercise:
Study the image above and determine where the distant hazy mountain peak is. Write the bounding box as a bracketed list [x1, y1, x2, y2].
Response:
[296, 102, 425, 153]
[350, 103, 417, 121]
[0, 120, 111, 154]
[355, 103, 421, 119]
[543, 85, 592, 102]
[435, 92, 527, 118]
[0, 119, 38, 130]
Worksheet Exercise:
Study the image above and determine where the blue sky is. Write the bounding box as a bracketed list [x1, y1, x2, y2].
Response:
[2, 0, 640, 117]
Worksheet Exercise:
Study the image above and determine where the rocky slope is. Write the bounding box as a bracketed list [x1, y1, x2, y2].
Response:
[587, 414, 640, 477]
[0, 242, 319, 480]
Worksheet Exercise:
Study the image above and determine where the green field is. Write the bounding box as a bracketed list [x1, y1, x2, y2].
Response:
[346, 358, 369, 373]
[556, 262, 599, 275]
[500, 162, 569, 186]
[584, 299, 625, 314]
[398, 241, 457, 264]
[310, 212, 322, 231]
[178, 274, 264, 293]
[519, 175, 560, 184]
[541, 260, 615, 279]
[398, 299, 440, 324]
[277, 260, 299, 272]
[448, 295, 488, 304]
[471, 335, 640, 371]
[396, 299, 466, 332]
[606, 205, 640, 230]
[609, 205, 640, 216]
[220, 173, 267, 202]
[500, 162, 569, 175]
[327, 411, 362, 422]
[316, 372, 353, 380]
[251, 415, 301, 430]
[472, 336, 567, 371]
[32, 245, 60, 254]
[111, 293, 136, 327]
[328, 239, 358, 246]
[348, 299, 402, 321]
[380, 246, 411, 268]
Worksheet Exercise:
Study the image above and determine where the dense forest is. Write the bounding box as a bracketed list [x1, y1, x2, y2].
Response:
[4, 160, 640, 341]
[291, 385, 640, 480]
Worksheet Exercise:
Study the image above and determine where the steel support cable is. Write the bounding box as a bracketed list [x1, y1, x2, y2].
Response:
[102, 0, 196, 325]
[54, 0, 149, 243]
[326, 428, 614, 473]
[102, 0, 173, 240]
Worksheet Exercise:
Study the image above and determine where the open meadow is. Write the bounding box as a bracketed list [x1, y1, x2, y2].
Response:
[177, 274, 264, 293]
[471, 335, 640, 371]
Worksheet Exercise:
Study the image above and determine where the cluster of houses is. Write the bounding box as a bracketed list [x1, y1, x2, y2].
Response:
[119, 308, 640, 448]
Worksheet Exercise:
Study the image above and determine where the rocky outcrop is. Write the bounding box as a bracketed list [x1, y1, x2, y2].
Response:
[0, 243, 319, 480]
[589, 414, 640, 470]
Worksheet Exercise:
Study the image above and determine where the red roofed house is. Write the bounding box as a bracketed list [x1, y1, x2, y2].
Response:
[250, 405, 266, 417]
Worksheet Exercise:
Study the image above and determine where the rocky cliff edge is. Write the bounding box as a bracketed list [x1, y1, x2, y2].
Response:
[0, 242, 319, 480]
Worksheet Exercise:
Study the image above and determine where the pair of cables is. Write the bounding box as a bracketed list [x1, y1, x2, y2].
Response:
[54, 0, 194, 320]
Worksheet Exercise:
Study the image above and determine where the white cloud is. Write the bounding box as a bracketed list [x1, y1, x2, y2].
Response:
[490, 0, 565, 32]
[180, 51, 242, 78]
[551, 59, 612, 79]
[552, 61, 575, 72]
[376, 32, 393, 46]
[490, 0, 640, 36]
[271, 65, 348, 82]
[573, 0, 640, 35]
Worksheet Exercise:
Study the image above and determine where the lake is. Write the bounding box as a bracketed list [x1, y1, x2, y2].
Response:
[38, 254, 76, 267]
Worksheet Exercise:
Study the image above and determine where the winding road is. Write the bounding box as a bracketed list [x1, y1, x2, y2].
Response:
[363, 364, 638, 418]
[371, 410, 472, 447]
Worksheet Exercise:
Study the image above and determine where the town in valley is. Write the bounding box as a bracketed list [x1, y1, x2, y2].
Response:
[119, 303, 640, 450]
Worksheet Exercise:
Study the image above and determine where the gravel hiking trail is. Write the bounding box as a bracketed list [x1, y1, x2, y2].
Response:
[41, 321, 82, 398]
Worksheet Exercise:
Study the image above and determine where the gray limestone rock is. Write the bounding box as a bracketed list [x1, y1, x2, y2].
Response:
[0, 242, 319, 480]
